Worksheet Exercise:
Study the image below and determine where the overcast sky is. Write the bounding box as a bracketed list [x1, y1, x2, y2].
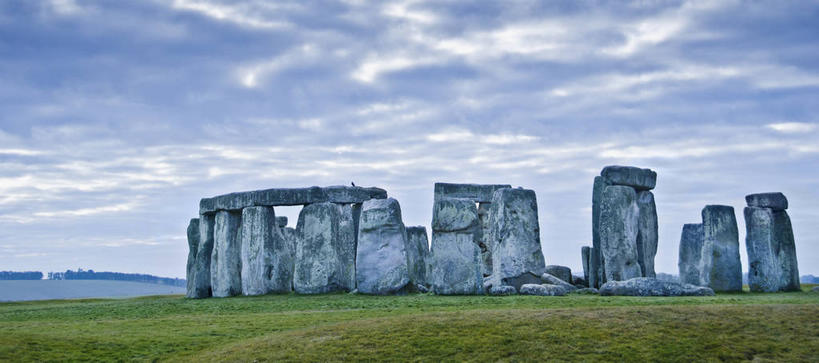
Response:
[1, 0, 817, 279]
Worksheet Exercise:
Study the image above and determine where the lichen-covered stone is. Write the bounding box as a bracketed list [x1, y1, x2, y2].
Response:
[489, 188, 546, 290]
[744, 207, 800, 292]
[599, 277, 715, 296]
[356, 198, 410, 295]
[211, 211, 243, 297]
[429, 198, 483, 295]
[240, 207, 293, 296]
[600, 185, 642, 282]
[185, 218, 200, 298]
[489, 285, 517, 295]
[293, 203, 355, 294]
[700, 205, 742, 292]
[581, 246, 591, 287]
[678, 223, 704, 286]
[636, 191, 658, 278]
[540, 272, 576, 291]
[190, 214, 214, 298]
[519, 284, 567, 296]
[601, 165, 657, 191]
[406, 226, 430, 287]
[432, 197, 481, 232]
[745, 192, 788, 211]
[544, 265, 572, 284]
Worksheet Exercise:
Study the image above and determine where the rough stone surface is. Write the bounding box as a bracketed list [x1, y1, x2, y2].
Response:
[600, 185, 642, 282]
[572, 276, 586, 286]
[433, 183, 512, 203]
[281, 227, 298, 264]
[745, 207, 801, 292]
[636, 191, 658, 278]
[293, 203, 356, 294]
[540, 273, 577, 291]
[489, 285, 517, 295]
[544, 265, 572, 284]
[429, 198, 483, 295]
[601, 165, 657, 191]
[211, 211, 243, 297]
[589, 247, 601, 289]
[185, 218, 200, 298]
[477, 203, 493, 277]
[356, 198, 410, 295]
[240, 207, 293, 296]
[701, 205, 742, 292]
[276, 216, 288, 228]
[406, 226, 430, 287]
[600, 277, 715, 296]
[337, 203, 359, 291]
[591, 177, 606, 288]
[199, 186, 386, 214]
[745, 192, 788, 211]
[190, 214, 214, 298]
[571, 288, 599, 295]
[678, 223, 704, 286]
[581, 246, 591, 287]
[489, 188, 546, 290]
[519, 284, 567, 296]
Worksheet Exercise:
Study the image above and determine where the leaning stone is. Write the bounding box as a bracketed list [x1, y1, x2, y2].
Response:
[601, 165, 657, 191]
[240, 207, 292, 296]
[701, 205, 742, 292]
[519, 284, 567, 296]
[745, 192, 788, 211]
[356, 198, 410, 295]
[211, 211, 243, 297]
[406, 226, 430, 287]
[544, 265, 572, 284]
[489, 285, 517, 296]
[581, 246, 591, 287]
[599, 185, 642, 282]
[744, 207, 800, 292]
[489, 188, 546, 290]
[276, 216, 288, 228]
[599, 277, 715, 296]
[433, 182, 512, 203]
[636, 191, 658, 278]
[540, 272, 577, 291]
[429, 198, 483, 295]
[570, 288, 599, 295]
[190, 214, 214, 298]
[678, 223, 704, 286]
[293, 203, 355, 294]
[185, 218, 200, 298]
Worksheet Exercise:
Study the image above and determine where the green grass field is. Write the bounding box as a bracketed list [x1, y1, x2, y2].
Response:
[1, 285, 817, 362]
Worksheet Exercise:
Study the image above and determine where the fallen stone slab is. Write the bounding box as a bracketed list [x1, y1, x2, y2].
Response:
[544, 265, 572, 284]
[199, 186, 387, 214]
[701, 205, 742, 292]
[356, 198, 410, 295]
[745, 192, 788, 211]
[240, 207, 293, 295]
[540, 273, 576, 291]
[599, 277, 715, 296]
[190, 214, 215, 298]
[636, 191, 658, 278]
[677, 223, 704, 286]
[489, 285, 517, 295]
[429, 198, 483, 295]
[433, 182, 512, 203]
[185, 218, 200, 298]
[406, 226, 430, 287]
[489, 188, 546, 290]
[293, 202, 356, 294]
[211, 211, 243, 297]
[745, 207, 801, 292]
[601, 165, 657, 191]
[600, 185, 642, 282]
[519, 284, 567, 296]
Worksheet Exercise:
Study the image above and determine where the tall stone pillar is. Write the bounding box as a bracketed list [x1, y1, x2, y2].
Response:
[185, 218, 200, 298]
[700, 205, 742, 292]
[600, 185, 642, 282]
[429, 198, 483, 295]
[488, 188, 546, 290]
[744, 193, 800, 292]
[240, 206, 293, 296]
[293, 202, 355, 294]
[678, 223, 704, 285]
[636, 191, 658, 278]
[211, 210, 243, 297]
[356, 198, 410, 295]
[581, 246, 591, 287]
[190, 213, 215, 298]
[406, 226, 430, 288]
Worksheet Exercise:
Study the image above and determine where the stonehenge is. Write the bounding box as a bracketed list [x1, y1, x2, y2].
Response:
[294, 202, 356, 294]
[744, 193, 800, 292]
[356, 198, 410, 295]
[429, 197, 483, 295]
[676, 205, 742, 292]
[185, 218, 200, 298]
[488, 188, 546, 290]
[240, 207, 292, 295]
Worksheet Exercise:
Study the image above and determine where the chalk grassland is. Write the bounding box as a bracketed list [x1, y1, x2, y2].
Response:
[0, 285, 816, 362]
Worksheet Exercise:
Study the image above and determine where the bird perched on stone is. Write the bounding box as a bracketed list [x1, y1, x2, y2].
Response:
[351, 182, 356, 187]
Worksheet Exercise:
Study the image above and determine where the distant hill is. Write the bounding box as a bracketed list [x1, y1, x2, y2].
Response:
[48, 269, 185, 287]
[0, 271, 43, 280]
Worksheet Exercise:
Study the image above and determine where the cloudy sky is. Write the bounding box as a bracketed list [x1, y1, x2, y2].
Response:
[1, 0, 818, 279]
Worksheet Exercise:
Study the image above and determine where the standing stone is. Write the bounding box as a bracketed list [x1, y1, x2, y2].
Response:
[240, 207, 293, 295]
[211, 211, 243, 297]
[599, 185, 642, 282]
[591, 176, 606, 288]
[429, 198, 483, 295]
[191, 214, 214, 298]
[544, 265, 572, 284]
[700, 205, 742, 292]
[338, 203, 359, 291]
[185, 218, 200, 298]
[294, 202, 356, 294]
[477, 203, 493, 277]
[678, 223, 704, 286]
[356, 198, 410, 295]
[581, 246, 591, 287]
[406, 226, 430, 287]
[635, 191, 658, 278]
[589, 247, 600, 289]
[745, 206, 800, 292]
[489, 188, 546, 290]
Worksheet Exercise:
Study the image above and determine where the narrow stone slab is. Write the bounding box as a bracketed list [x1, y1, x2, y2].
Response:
[356, 198, 410, 295]
[745, 192, 788, 211]
[636, 191, 658, 278]
[489, 188, 546, 290]
[433, 182, 512, 203]
[276, 216, 288, 228]
[544, 265, 572, 284]
[519, 284, 567, 296]
[190, 214, 214, 298]
[429, 198, 483, 295]
[185, 218, 200, 298]
[240, 207, 293, 296]
[591, 176, 607, 288]
[199, 186, 387, 214]
[406, 226, 430, 287]
[581, 246, 591, 287]
[601, 165, 657, 191]
[599, 277, 715, 296]
[701, 205, 742, 292]
[600, 185, 642, 282]
[477, 202, 493, 277]
[294, 202, 357, 294]
[589, 247, 601, 289]
[744, 207, 801, 292]
[211, 211, 243, 297]
[678, 223, 704, 286]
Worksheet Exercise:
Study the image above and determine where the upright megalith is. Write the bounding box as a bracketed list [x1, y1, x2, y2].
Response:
[591, 177, 606, 288]
[488, 188, 546, 290]
[599, 185, 642, 282]
[240, 207, 293, 295]
[429, 198, 483, 295]
[185, 218, 200, 298]
[356, 198, 410, 295]
[581, 246, 591, 287]
[190, 214, 214, 298]
[294, 202, 356, 294]
[700, 205, 742, 292]
[636, 191, 658, 278]
[477, 203, 493, 277]
[678, 223, 704, 285]
[406, 226, 430, 287]
[211, 211, 243, 297]
[745, 193, 800, 292]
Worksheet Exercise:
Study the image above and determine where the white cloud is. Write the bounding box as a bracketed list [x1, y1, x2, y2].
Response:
[170, 0, 290, 29]
[766, 122, 817, 134]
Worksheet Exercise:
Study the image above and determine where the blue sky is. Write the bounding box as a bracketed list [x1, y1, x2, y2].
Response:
[1, 0, 817, 278]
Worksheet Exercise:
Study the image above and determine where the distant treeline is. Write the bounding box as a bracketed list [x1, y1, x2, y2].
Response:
[0, 271, 44, 280]
[802, 275, 819, 284]
[48, 269, 186, 287]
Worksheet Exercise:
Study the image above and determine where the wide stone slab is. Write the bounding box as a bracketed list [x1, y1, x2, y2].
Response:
[356, 198, 410, 295]
[429, 199, 483, 295]
[185, 218, 200, 298]
[600, 185, 642, 282]
[433, 182, 512, 203]
[677, 223, 704, 286]
[701, 205, 742, 292]
[636, 191, 658, 278]
[489, 188, 546, 290]
[211, 211, 243, 297]
[190, 214, 215, 298]
[745, 192, 788, 211]
[601, 165, 657, 191]
[406, 226, 430, 287]
[199, 186, 387, 214]
[744, 207, 801, 292]
[599, 277, 715, 296]
[293, 203, 356, 294]
[240, 207, 293, 295]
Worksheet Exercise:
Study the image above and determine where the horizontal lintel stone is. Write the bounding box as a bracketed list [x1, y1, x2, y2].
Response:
[433, 183, 512, 203]
[200, 186, 387, 214]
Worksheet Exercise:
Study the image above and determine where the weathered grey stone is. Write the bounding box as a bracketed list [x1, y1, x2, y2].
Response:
[589, 247, 601, 289]
[429, 198, 483, 295]
[199, 186, 387, 214]
[544, 265, 572, 284]
[477, 203, 493, 277]
[190, 214, 214, 298]
[276, 216, 288, 228]
[600, 185, 642, 282]
[489, 285, 517, 295]
[519, 284, 567, 296]
[678, 223, 704, 286]
[540, 272, 576, 291]
[185, 218, 200, 298]
[293, 203, 356, 294]
[240, 207, 293, 296]
[416, 284, 429, 293]
[406, 226, 430, 287]
[581, 246, 591, 287]
[600, 277, 715, 296]
[700, 205, 742, 292]
[281, 227, 298, 262]
[356, 198, 410, 295]
[591, 177, 606, 288]
[572, 276, 586, 286]
[601, 165, 657, 191]
[571, 288, 599, 295]
[488, 188, 546, 290]
[433, 182, 512, 203]
[744, 207, 801, 292]
[337, 203, 359, 291]
[636, 191, 658, 278]
[211, 211, 243, 297]
[745, 192, 788, 211]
